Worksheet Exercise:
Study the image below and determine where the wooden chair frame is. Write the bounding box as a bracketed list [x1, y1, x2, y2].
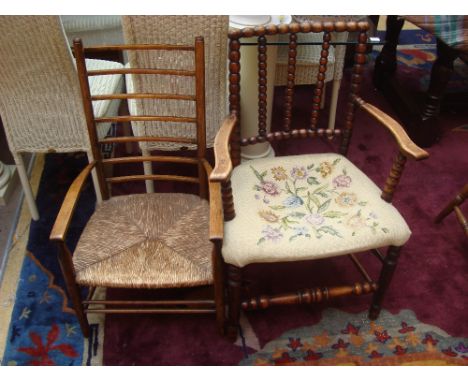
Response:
[209, 21, 429, 340]
[435, 184, 468, 237]
[50, 37, 226, 337]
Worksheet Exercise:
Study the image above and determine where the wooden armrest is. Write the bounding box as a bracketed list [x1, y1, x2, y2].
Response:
[50, 161, 97, 242]
[210, 113, 238, 182]
[353, 96, 429, 161]
[201, 159, 224, 241]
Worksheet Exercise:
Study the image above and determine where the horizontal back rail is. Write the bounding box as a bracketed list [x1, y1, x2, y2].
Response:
[106, 174, 200, 184]
[240, 128, 342, 146]
[99, 136, 197, 145]
[95, 116, 197, 124]
[87, 68, 196, 77]
[82, 43, 195, 52]
[91, 93, 196, 101]
[103, 156, 199, 165]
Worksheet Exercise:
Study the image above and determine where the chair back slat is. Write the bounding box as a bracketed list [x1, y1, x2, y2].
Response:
[282, 32, 297, 132]
[257, 35, 268, 137]
[340, 30, 368, 155]
[309, 31, 331, 131]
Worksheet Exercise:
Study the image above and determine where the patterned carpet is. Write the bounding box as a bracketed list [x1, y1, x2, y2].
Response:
[1, 31, 467, 365]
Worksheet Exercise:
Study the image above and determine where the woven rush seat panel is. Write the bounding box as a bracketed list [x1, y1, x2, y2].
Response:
[222, 153, 412, 267]
[73, 193, 213, 288]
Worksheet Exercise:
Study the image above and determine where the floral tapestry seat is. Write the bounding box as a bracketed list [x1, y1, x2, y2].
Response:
[222, 153, 411, 267]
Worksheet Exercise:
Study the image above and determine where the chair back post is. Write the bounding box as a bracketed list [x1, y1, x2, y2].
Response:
[339, 24, 369, 156]
[73, 38, 110, 200]
[194, 36, 208, 199]
[227, 31, 242, 168]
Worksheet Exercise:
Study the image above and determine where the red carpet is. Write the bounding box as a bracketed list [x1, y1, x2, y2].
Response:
[102, 59, 468, 365]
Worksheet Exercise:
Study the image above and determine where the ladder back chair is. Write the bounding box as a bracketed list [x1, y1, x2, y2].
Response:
[50, 37, 225, 337]
[209, 21, 429, 340]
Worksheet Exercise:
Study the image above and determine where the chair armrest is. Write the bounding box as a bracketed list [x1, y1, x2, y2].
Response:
[201, 159, 224, 241]
[353, 96, 429, 161]
[210, 113, 238, 182]
[50, 161, 97, 243]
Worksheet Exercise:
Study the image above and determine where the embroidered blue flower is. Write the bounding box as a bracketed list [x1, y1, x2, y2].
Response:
[282, 195, 303, 208]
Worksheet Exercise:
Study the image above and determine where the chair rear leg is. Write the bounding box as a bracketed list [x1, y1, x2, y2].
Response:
[369, 245, 402, 320]
[212, 244, 226, 336]
[226, 264, 242, 341]
[14, 153, 39, 220]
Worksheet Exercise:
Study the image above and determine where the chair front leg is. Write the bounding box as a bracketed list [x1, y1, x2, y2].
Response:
[56, 242, 90, 337]
[369, 245, 402, 320]
[226, 264, 242, 341]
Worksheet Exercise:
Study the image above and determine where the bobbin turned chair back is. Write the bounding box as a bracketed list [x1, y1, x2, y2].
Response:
[210, 20, 429, 341]
[230, 21, 367, 171]
[73, 37, 208, 198]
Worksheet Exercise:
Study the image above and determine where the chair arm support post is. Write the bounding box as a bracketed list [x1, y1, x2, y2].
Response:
[352, 96, 429, 161]
[201, 159, 224, 241]
[381, 151, 407, 202]
[50, 161, 97, 243]
[211, 114, 238, 221]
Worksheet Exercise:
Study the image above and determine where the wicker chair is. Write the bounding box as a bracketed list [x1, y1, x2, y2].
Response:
[210, 20, 429, 340]
[50, 37, 225, 337]
[0, 16, 124, 220]
[121, 16, 229, 193]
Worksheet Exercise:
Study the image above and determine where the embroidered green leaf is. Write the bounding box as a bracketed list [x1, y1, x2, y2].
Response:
[289, 212, 306, 218]
[257, 237, 266, 245]
[296, 187, 308, 192]
[307, 176, 320, 185]
[332, 158, 341, 166]
[269, 205, 287, 210]
[312, 184, 329, 195]
[308, 193, 322, 209]
[285, 181, 292, 194]
[307, 164, 315, 170]
[343, 168, 347, 175]
[261, 170, 268, 178]
[317, 199, 331, 214]
[289, 235, 298, 242]
[250, 166, 266, 183]
[381, 227, 390, 233]
[318, 225, 342, 238]
[322, 211, 347, 218]
[358, 201, 368, 206]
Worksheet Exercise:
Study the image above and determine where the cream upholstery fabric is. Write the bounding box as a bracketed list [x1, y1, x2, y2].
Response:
[73, 193, 213, 288]
[222, 153, 411, 267]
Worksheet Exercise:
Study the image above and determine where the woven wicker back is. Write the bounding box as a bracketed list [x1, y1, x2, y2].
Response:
[121, 16, 228, 150]
[0, 16, 90, 154]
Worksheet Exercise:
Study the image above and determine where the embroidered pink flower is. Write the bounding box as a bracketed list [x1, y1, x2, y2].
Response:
[290, 166, 307, 180]
[333, 174, 352, 188]
[305, 213, 325, 226]
[261, 181, 280, 196]
[261, 225, 283, 242]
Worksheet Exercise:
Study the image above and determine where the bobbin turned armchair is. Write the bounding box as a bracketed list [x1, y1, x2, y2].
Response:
[209, 21, 429, 340]
[50, 37, 225, 337]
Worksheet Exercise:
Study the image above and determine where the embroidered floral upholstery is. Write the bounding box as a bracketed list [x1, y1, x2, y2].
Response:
[222, 153, 411, 267]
